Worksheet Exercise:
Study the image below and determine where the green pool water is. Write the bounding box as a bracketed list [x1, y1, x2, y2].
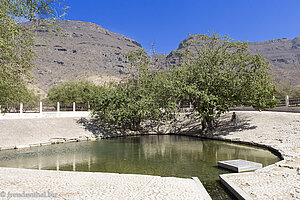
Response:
[0, 135, 279, 199]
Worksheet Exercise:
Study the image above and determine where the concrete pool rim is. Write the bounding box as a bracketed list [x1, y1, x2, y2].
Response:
[0, 115, 287, 200]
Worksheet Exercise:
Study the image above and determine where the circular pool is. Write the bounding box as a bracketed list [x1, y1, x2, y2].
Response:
[0, 135, 279, 199]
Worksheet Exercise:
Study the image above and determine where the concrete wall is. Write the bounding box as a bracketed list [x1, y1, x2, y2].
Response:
[0, 112, 93, 149]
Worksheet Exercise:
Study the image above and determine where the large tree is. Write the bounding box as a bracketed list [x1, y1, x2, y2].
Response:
[0, 0, 65, 107]
[173, 34, 278, 132]
[46, 81, 105, 104]
[92, 35, 278, 133]
[91, 49, 177, 131]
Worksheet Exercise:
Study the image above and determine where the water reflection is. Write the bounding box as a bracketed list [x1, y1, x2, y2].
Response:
[0, 135, 279, 200]
[0, 136, 278, 172]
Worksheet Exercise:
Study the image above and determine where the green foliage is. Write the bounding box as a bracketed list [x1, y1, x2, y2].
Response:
[0, 0, 66, 108]
[0, 4, 35, 105]
[92, 35, 278, 133]
[91, 49, 177, 131]
[173, 34, 278, 131]
[0, 83, 39, 107]
[275, 82, 300, 98]
[45, 81, 105, 104]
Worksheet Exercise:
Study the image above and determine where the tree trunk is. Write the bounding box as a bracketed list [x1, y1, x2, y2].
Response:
[201, 115, 215, 134]
[130, 120, 141, 131]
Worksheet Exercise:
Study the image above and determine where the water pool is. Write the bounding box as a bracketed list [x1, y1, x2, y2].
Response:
[0, 135, 279, 199]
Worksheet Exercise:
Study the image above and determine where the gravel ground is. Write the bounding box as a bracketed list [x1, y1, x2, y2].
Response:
[211, 111, 300, 200]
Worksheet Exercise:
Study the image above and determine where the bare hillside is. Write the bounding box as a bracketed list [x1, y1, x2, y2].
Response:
[30, 21, 300, 94]
[28, 20, 141, 93]
[164, 36, 300, 86]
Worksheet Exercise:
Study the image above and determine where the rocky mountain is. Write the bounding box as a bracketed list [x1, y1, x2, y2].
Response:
[29, 20, 300, 96]
[151, 54, 169, 69]
[248, 37, 300, 86]
[164, 36, 300, 87]
[28, 20, 142, 94]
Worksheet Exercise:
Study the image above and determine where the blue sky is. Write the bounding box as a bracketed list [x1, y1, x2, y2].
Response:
[65, 0, 300, 54]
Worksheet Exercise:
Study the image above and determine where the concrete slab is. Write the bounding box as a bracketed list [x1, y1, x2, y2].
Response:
[0, 167, 209, 200]
[40, 142, 51, 146]
[220, 173, 253, 200]
[218, 159, 262, 172]
[29, 143, 41, 147]
[0, 146, 15, 151]
[68, 138, 79, 142]
[192, 177, 212, 200]
[15, 145, 30, 149]
[0, 117, 93, 149]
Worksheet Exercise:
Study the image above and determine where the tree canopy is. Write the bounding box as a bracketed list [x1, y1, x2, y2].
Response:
[0, 0, 65, 107]
[172, 34, 278, 131]
[91, 49, 177, 131]
[45, 81, 105, 104]
[276, 82, 300, 98]
[91, 34, 278, 133]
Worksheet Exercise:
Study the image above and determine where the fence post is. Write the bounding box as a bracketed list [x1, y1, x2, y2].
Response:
[20, 103, 23, 114]
[285, 95, 289, 107]
[73, 102, 76, 112]
[40, 102, 43, 114]
[57, 102, 60, 113]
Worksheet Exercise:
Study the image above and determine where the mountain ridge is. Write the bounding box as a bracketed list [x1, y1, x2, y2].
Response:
[29, 20, 300, 96]
[28, 20, 141, 95]
[164, 35, 300, 86]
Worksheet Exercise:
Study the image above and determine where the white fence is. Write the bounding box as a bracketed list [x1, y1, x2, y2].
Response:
[0, 102, 89, 114]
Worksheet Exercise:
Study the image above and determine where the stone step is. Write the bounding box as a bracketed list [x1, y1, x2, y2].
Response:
[218, 159, 262, 172]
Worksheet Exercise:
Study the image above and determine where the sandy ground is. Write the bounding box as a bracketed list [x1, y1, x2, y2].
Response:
[210, 111, 300, 200]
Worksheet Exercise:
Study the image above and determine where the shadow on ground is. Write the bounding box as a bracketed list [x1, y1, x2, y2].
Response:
[213, 114, 257, 136]
[77, 117, 123, 138]
[77, 112, 258, 138]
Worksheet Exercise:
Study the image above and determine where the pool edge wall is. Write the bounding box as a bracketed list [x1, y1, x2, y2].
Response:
[219, 173, 253, 200]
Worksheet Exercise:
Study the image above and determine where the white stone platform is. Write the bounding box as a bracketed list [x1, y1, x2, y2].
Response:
[0, 167, 210, 200]
[213, 111, 300, 199]
[218, 159, 262, 172]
